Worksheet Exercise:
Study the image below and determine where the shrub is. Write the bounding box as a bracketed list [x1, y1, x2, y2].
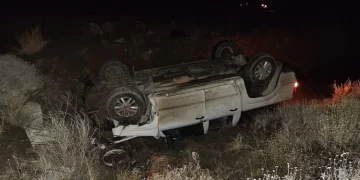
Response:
[226, 133, 252, 154]
[116, 169, 143, 180]
[332, 80, 360, 101]
[319, 152, 360, 180]
[113, 151, 216, 180]
[6, 94, 100, 180]
[251, 80, 360, 178]
[256, 153, 360, 180]
[15, 25, 48, 55]
[151, 158, 215, 180]
[0, 54, 44, 126]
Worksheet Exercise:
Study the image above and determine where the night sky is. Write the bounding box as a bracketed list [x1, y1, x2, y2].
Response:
[2, 0, 356, 27]
[1, 0, 358, 75]
[2, 0, 357, 16]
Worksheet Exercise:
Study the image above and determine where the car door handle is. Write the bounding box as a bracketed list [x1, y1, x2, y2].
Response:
[196, 116, 205, 120]
[230, 108, 238, 112]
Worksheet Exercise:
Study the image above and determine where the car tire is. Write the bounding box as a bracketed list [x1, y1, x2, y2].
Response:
[101, 147, 130, 167]
[105, 82, 147, 125]
[243, 53, 277, 97]
[244, 53, 277, 85]
[211, 40, 240, 60]
[85, 76, 146, 126]
[99, 59, 131, 81]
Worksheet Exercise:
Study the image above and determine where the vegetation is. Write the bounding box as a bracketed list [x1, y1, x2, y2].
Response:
[14, 25, 48, 55]
[244, 80, 360, 179]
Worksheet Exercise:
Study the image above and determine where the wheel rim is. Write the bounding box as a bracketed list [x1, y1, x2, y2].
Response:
[114, 96, 138, 117]
[106, 67, 125, 78]
[254, 61, 273, 80]
[218, 46, 234, 59]
[102, 149, 128, 167]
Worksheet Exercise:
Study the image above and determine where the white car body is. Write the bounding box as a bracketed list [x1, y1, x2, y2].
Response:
[111, 70, 297, 140]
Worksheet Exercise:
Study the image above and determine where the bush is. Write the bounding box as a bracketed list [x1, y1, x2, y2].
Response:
[332, 80, 360, 101]
[319, 152, 360, 180]
[151, 152, 215, 180]
[15, 25, 48, 55]
[116, 169, 143, 180]
[0, 54, 44, 126]
[251, 80, 360, 178]
[255, 153, 360, 180]
[6, 94, 100, 180]
[226, 133, 252, 154]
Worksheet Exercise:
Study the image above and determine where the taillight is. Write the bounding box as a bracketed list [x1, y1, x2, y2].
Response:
[294, 82, 299, 88]
[293, 81, 299, 93]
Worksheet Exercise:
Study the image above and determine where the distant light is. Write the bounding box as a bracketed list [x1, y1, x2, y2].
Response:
[264, 5, 267, 8]
[246, 3, 248, 5]
[240, 4, 243, 6]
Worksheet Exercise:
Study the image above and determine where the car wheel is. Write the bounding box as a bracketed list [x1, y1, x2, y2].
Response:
[105, 86, 146, 125]
[211, 40, 240, 60]
[99, 59, 131, 81]
[85, 76, 146, 126]
[103, 77, 146, 125]
[244, 53, 277, 86]
[102, 148, 130, 167]
[243, 53, 277, 97]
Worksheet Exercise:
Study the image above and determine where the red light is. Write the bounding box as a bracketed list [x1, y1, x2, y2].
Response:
[294, 82, 299, 88]
[293, 81, 299, 94]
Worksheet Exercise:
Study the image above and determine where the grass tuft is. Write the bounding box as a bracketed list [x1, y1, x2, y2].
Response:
[5, 93, 100, 180]
[151, 152, 215, 180]
[15, 25, 48, 55]
[227, 133, 252, 154]
[249, 79, 360, 179]
[332, 80, 360, 101]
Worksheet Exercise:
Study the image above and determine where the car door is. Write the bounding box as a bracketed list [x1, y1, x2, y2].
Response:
[204, 79, 242, 120]
[154, 89, 206, 131]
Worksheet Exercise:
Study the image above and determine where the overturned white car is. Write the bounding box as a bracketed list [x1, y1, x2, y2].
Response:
[84, 41, 298, 164]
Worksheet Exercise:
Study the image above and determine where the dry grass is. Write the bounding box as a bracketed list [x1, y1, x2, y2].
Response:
[0, 54, 43, 106]
[151, 152, 215, 180]
[15, 25, 48, 55]
[116, 169, 143, 180]
[150, 153, 169, 173]
[0, 119, 3, 137]
[332, 80, 360, 101]
[250, 80, 360, 178]
[4, 94, 100, 180]
[319, 152, 360, 180]
[151, 162, 214, 180]
[255, 153, 360, 180]
[226, 133, 252, 154]
[0, 54, 44, 127]
[0, 113, 4, 136]
[250, 163, 301, 180]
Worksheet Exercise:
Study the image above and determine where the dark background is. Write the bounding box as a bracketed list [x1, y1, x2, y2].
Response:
[1, 0, 359, 93]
